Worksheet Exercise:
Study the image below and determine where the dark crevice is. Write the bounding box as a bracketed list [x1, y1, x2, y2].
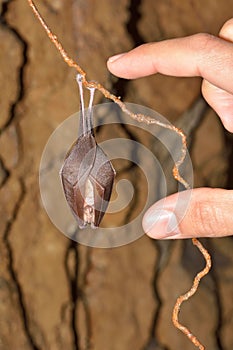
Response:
[0, 157, 10, 188]
[3, 179, 41, 350]
[104, 0, 146, 137]
[0, 0, 28, 134]
[211, 271, 225, 350]
[224, 131, 233, 190]
[79, 292, 92, 350]
[110, 77, 129, 102]
[0, 0, 10, 17]
[15, 122, 24, 163]
[79, 247, 93, 350]
[95, 0, 146, 171]
[64, 240, 80, 350]
[206, 242, 225, 350]
[148, 244, 168, 349]
[141, 242, 172, 350]
[64, 242, 93, 350]
[126, 0, 145, 47]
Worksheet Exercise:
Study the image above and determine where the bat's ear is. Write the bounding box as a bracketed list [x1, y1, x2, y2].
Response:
[76, 74, 95, 136]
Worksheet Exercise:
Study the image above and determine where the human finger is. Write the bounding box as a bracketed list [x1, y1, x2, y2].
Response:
[142, 188, 233, 239]
[107, 33, 233, 94]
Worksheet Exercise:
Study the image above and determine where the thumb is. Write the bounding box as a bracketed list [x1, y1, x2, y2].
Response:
[142, 188, 233, 239]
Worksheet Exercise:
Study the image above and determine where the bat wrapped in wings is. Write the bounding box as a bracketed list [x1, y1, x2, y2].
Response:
[60, 75, 115, 229]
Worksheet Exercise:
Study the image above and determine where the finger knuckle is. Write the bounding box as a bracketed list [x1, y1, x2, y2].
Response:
[191, 201, 222, 236]
[194, 33, 217, 53]
[192, 33, 221, 75]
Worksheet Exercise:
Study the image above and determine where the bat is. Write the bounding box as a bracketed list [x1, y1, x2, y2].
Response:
[60, 74, 115, 229]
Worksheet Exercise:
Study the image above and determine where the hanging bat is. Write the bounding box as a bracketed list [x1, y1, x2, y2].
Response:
[60, 74, 115, 229]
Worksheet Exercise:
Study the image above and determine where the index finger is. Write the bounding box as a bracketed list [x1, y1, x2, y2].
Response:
[107, 33, 233, 95]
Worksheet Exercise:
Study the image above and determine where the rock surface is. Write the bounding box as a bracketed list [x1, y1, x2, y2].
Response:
[0, 1, 233, 350]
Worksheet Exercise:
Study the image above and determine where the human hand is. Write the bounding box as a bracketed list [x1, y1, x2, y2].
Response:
[107, 19, 233, 239]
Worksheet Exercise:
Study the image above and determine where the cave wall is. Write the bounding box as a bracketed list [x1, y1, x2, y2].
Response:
[0, 1, 233, 349]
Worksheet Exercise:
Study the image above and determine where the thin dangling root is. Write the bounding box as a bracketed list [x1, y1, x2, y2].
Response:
[172, 238, 211, 349]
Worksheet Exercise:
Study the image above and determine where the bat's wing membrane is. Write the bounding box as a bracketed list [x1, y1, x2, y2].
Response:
[90, 145, 115, 227]
[60, 133, 96, 227]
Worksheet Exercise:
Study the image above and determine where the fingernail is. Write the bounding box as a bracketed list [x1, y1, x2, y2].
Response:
[143, 209, 180, 239]
[108, 53, 126, 63]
